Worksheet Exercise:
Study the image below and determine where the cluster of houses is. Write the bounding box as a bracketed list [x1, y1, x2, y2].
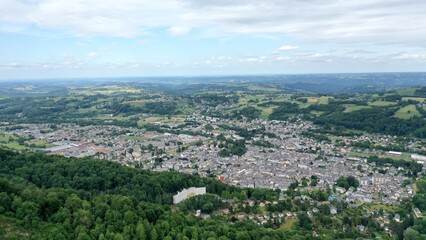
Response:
[1, 111, 425, 207]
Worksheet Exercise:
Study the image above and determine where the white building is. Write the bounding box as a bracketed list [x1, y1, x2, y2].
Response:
[388, 151, 402, 157]
[411, 154, 426, 162]
[372, 176, 388, 185]
[173, 187, 207, 204]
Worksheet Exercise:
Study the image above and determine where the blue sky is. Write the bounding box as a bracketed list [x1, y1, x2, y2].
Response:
[1, 0, 426, 79]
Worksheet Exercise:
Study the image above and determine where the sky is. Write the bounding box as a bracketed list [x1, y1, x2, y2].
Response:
[0, 0, 426, 79]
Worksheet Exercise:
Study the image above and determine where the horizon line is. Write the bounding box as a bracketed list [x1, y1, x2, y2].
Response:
[1, 71, 426, 82]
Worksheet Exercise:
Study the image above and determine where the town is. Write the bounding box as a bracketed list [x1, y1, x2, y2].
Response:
[2, 110, 424, 207]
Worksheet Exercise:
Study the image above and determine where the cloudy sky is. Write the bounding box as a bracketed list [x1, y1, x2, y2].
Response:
[1, 0, 426, 79]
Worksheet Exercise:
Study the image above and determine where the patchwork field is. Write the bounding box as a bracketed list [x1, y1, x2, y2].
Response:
[344, 105, 372, 113]
[402, 97, 426, 103]
[397, 88, 418, 96]
[394, 105, 422, 119]
[68, 86, 143, 96]
[318, 96, 333, 104]
[369, 101, 397, 107]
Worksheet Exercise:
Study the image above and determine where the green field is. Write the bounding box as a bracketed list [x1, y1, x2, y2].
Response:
[344, 105, 372, 113]
[402, 97, 426, 103]
[0, 132, 52, 150]
[397, 88, 418, 96]
[279, 217, 297, 231]
[394, 105, 422, 119]
[310, 110, 325, 116]
[68, 85, 143, 96]
[31, 140, 54, 148]
[365, 203, 399, 212]
[318, 96, 332, 104]
[368, 101, 397, 107]
[126, 99, 153, 107]
[259, 106, 276, 119]
[0, 133, 28, 150]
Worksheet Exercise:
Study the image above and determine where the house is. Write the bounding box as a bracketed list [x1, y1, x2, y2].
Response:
[195, 210, 201, 217]
[388, 151, 402, 157]
[414, 208, 422, 218]
[393, 214, 401, 222]
[330, 206, 337, 215]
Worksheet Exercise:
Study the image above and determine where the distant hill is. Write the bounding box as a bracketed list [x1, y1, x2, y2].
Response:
[2, 72, 426, 96]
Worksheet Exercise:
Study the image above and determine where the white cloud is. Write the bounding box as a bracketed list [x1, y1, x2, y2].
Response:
[275, 56, 290, 61]
[0, 0, 185, 38]
[277, 45, 299, 51]
[0, 0, 425, 47]
[87, 52, 98, 57]
[392, 53, 426, 60]
[168, 26, 191, 36]
[3, 48, 426, 75]
[216, 56, 233, 61]
[310, 53, 328, 58]
[241, 56, 268, 63]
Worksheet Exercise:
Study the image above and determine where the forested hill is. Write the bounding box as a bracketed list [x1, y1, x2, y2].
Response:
[0, 149, 292, 240]
[0, 149, 217, 205]
[0, 150, 277, 205]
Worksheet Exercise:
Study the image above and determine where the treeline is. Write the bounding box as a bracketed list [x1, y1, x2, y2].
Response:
[116, 102, 179, 115]
[413, 178, 426, 212]
[401, 177, 426, 240]
[267, 102, 300, 121]
[263, 94, 426, 138]
[192, 94, 239, 107]
[349, 140, 407, 152]
[414, 87, 426, 97]
[230, 106, 261, 120]
[335, 176, 360, 190]
[218, 125, 271, 140]
[217, 137, 247, 157]
[315, 107, 426, 138]
[141, 123, 210, 138]
[367, 156, 423, 177]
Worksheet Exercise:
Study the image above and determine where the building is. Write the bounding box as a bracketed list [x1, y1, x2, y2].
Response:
[372, 176, 388, 185]
[413, 208, 423, 218]
[42, 145, 71, 153]
[173, 187, 207, 204]
[388, 151, 402, 157]
[411, 154, 426, 162]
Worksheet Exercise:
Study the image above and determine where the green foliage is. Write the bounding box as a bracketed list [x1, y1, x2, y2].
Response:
[252, 140, 275, 148]
[218, 138, 247, 157]
[268, 102, 301, 121]
[315, 107, 426, 137]
[231, 106, 261, 120]
[413, 177, 426, 212]
[367, 156, 423, 177]
[414, 87, 426, 97]
[179, 194, 224, 214]
[336, 176, 359, 190]
[416, 179, 426, 193]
